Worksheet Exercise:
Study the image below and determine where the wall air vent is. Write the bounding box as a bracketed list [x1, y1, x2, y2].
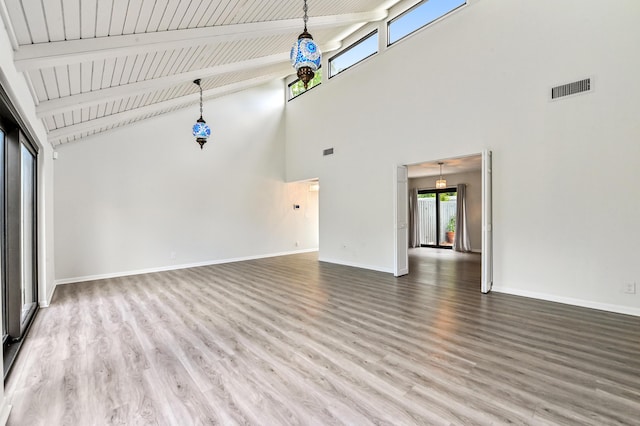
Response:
[551, 78, 591, 100]
[323, 148, 334, 156]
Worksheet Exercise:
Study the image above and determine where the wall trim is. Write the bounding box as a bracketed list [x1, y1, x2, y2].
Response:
[55, 248, 319, 285]
[492, 286, 640, 317]
[52, 251, 638, 316]
[318, 257, 394, 274]
[38, 283, 56, 307]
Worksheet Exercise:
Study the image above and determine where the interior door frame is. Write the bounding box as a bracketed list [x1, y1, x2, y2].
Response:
[393, 165, 409, 277]
[481, 149, 493, 293]
[393, 150, 493, 293]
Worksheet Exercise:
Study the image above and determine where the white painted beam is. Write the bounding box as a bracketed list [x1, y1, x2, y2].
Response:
[15, 10, 387, 70]
[0, 0, 19, 50]
[36, 40, 340, 118]
[47, 67, 292, 144]
[37, 53, 286, 117]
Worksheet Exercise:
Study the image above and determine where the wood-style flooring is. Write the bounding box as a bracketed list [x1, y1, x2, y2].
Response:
[5, 249, 640, 425]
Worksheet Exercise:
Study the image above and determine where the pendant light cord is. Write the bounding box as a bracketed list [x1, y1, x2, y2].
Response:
[303, 0, 308, 31]
[199, 82, 203, 120]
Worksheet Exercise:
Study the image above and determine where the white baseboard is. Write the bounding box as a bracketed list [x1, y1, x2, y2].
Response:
[318, 257, 394, 274]
[55, 248, 319, 285]
[38, 285, 56, 308]
[492, 286, 640, 317]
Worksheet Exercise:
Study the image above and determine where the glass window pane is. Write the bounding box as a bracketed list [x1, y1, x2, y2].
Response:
[329, 31, 378, 78]
[21, 144, 36, 323]
[389, 0, 466, 45]
[289, 69, 322, 100]
[440, 191, 457, 246]
[0, 129, 5, 337]
[418, 193, 436, 245]
[418, 190, 456, 247]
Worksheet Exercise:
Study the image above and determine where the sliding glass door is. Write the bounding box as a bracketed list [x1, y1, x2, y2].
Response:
[20, 143, 37, 325]
[0, 120, 38, 377]
[418, 188, 457, 248]
[0, 128, 6, 345]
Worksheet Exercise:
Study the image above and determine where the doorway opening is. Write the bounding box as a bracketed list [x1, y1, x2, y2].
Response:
[394, 151, 492, 293]
[294, 178, 320, 252]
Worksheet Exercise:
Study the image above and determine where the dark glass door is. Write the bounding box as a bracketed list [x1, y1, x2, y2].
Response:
[20, 142, 37, 328]
[0, 128, 6, 345]
[1, 124, 38, 378]
[418, 188, 457, 248]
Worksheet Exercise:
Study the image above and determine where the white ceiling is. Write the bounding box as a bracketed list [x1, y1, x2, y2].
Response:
[407, 154, 481, 178]
[0, 0, 407, 146]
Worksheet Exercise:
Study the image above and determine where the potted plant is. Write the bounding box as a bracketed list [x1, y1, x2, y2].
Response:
[446, 216, 456, 243]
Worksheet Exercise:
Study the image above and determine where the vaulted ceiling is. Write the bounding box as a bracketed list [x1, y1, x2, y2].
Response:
[1, 0, 404, 146]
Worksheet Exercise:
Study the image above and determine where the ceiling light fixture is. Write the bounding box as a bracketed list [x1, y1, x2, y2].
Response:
[436, 162, 447, 189]
[290, 0, 322, 89]
[192, 79, 211, 149]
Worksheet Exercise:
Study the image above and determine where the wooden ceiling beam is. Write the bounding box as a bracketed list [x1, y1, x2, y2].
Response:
[47, 66, 292, 145]
[15, 10, 387, 71]
[36, 40, 340, 118]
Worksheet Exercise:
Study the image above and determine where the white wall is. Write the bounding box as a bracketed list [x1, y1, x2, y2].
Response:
[410, 170, 482, 252]
[54, 80, 318, 282]
[0, 10, 55, 307]
[0, 14, 55, 421]
[286, 0, 640, 315]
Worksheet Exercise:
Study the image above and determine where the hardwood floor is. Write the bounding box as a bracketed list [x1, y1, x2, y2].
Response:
[5, 250, 640, 425]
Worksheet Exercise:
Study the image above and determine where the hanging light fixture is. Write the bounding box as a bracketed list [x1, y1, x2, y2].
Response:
[436, 162, 447, 189]
[191, 79, 211, 149]
[290, 0, 322, 89]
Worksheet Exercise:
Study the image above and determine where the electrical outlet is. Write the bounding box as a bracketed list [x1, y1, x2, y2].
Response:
[170, 251, 177, 259]
[623, 282, 636, 294]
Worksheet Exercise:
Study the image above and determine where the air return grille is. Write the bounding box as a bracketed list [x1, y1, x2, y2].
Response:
[551, 78, 591, 99]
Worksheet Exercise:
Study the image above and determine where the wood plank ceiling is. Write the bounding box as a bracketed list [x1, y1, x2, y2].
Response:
[1, 0, 401, 146]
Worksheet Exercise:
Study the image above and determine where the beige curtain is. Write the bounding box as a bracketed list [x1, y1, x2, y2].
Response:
[408, 188, 420, 248]
[453, 184, 472, 252]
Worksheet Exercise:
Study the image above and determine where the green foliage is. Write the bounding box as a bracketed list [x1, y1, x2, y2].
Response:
[289, 70, 322, 98]
[440, 192, 456, 201]
[446, 216, 456, 232]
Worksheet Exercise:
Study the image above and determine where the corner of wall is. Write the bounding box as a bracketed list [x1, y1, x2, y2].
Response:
[0, 398, 11, 426]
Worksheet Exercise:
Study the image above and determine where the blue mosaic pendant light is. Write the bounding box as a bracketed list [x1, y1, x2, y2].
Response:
[192, 79, 211, 149]
[290, 0, 321, 89]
